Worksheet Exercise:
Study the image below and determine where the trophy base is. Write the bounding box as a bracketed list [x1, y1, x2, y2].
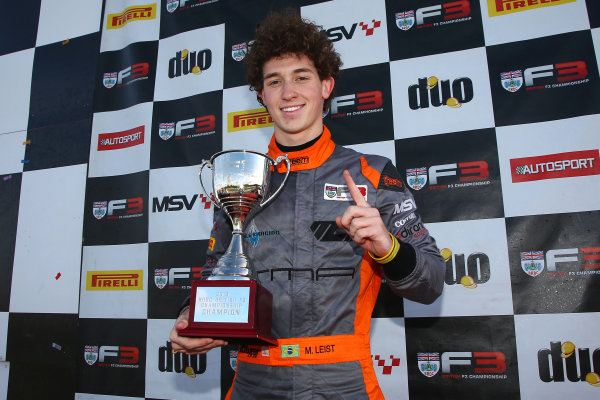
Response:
[178, 327, 277, 346]
[179, 280, 277, 346]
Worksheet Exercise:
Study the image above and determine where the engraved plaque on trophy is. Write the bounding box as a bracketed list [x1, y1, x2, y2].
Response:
[179, 150, 290, 345]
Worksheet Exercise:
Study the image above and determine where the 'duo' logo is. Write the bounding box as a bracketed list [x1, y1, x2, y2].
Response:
[538, 341, 600, 387]
[408, 76, 473, 109]
[168, 49, 212, 78]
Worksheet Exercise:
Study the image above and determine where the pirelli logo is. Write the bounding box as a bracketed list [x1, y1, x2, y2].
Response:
[86, 270, 144, 291]
[227, 108, 273, 132]
[488, 0, 575, 17]
[107, 4, 157, 29]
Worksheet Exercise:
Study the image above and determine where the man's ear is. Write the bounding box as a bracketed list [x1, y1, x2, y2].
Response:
[322, 77, 335, 99]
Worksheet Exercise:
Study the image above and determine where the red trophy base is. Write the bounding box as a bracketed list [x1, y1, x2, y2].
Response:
[179, 280, 276, 346]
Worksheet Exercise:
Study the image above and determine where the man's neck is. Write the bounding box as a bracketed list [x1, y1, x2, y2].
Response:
[276, 131, 323, 152]
[273, 122, 324, 147]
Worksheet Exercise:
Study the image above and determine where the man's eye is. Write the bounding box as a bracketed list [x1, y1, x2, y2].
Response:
[268, 80, 280, 86]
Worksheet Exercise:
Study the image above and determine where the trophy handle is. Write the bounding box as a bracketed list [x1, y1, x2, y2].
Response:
[199, 160, 221, 209]
[260, 154, 291, 208]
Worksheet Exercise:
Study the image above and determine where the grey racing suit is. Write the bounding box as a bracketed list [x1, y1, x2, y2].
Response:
[200, 126, 445, 399]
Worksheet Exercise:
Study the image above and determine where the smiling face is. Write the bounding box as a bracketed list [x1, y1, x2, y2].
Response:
[259, 53, 334, 146]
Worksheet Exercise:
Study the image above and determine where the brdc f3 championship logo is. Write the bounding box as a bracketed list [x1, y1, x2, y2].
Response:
[418, 352, 440, 377]
[404, 162, 490, 190]
[395, 1, 472, 31]
[500, 61, 589, 92]
[519, 247, 600, 277]
[166, 0, 213, 13]
[324, 183, 367, 201]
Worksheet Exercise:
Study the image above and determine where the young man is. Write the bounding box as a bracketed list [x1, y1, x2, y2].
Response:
[170, 11, 445, 399]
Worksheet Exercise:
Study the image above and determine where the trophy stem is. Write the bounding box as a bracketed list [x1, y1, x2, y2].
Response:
[206, 230, 254, 280]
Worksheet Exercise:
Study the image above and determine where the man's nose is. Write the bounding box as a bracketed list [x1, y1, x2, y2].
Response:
[281, 80, 297, 99]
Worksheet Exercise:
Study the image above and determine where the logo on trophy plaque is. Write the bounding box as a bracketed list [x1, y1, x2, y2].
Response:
[179, 150, 290, 345]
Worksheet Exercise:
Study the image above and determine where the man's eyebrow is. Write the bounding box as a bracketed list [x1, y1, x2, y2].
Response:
[263, 67, 315, 80]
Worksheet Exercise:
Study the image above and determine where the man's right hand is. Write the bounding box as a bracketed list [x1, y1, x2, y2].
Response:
[169, 307, 228, 355]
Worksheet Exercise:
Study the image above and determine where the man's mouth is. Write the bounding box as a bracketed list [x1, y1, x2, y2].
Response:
[281, 105, 303, 112]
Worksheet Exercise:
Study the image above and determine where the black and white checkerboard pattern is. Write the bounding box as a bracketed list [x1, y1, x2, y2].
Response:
[1, 0, 599, 399]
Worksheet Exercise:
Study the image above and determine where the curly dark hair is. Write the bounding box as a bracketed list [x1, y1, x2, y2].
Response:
[244, 10, 342, 111]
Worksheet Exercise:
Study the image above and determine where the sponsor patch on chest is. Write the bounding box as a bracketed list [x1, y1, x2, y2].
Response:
[324, 183, 368, 201]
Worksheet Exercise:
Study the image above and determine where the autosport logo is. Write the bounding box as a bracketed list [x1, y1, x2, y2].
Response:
[419, 351, 507, 379]
[158, 115, 215, 140]
[84, 345, 140, 368]
[102, 63, 149, 88]
[98, 126, 144, 151]
[500, 61, 589, 92]
[520, 247, 600, 277]
[405, 161, 490, 190]
[328, 90, 383, 118]
[323, 19, 382, 42]
[106, 3, 156, 29]
[488, 0, 575, 17]
[227, 108, 273, 133]
[166, 0, 218, 13]
[408, 76, 473, 109]
[510, 149, 600, 183]
[538, 341, 600, 386]
[443, 249, 490, 288]
[395, 0, 472, 31]
[154, 267, 203, 290]
[92, 198, 143, 220]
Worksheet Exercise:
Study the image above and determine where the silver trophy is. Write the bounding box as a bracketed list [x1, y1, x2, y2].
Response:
[179, 150, 289, 344]
[199, 150, 290, 279]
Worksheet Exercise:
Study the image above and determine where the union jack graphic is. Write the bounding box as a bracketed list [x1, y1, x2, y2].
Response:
[520, 251, 544, 261]
[500, 70, 522, 80]
[418, 352, 439, 361]
[407, 167, 427, 177]
[395, 11, 414, 18]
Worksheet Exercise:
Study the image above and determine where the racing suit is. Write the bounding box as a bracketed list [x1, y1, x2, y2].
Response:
[200, 126, 445, 399]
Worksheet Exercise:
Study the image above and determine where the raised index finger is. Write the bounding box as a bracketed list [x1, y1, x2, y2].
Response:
[343, 170, 369, 207]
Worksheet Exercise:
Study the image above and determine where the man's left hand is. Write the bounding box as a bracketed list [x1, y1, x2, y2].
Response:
[335, 170, 394, 258]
